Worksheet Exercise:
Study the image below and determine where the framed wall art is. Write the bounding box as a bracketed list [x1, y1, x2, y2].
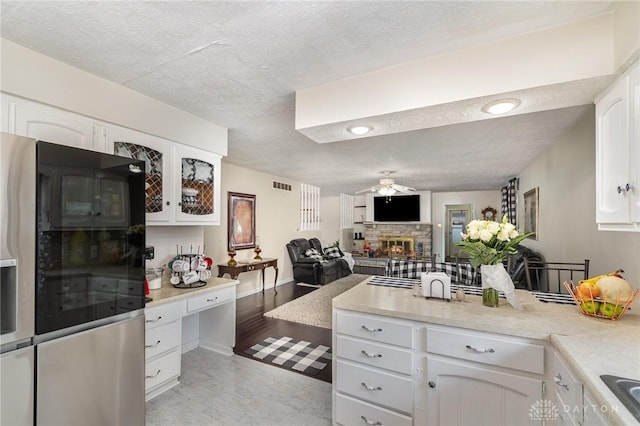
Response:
[523, 187, 539, 240]
[227, 192, 256, 250]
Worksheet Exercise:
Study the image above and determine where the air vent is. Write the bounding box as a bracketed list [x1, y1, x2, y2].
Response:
[273, 181, 291, 191]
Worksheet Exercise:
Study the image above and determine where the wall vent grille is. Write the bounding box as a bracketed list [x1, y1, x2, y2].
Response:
[272, 181, 291, 191]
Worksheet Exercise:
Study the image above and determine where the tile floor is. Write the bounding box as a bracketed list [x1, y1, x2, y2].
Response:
[146, 348, 332, 426]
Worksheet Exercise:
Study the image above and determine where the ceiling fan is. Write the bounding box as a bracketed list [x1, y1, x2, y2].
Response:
[356, 171, 416, 196]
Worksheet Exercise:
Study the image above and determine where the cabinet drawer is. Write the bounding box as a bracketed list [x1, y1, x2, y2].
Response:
[187, 286, 234, 313]
[145, 320, 181, 360]
[553, 352, 583, 424]
[336, 359, 413, 414]
[427, 325, 544, 374]
[335, 393, 412, 426]
[336, 335, 413, 375]
[145, 350, 180, 393]
[145, 301, 182, 329]
[336, 310, 413, 348]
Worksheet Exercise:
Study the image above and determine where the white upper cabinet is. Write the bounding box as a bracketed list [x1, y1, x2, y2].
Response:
[105, 126, 221, 226]
[173, 143, 221, 225]
[595, 61, 640, 231]
[106, 126, 173, 223]
[2, 92, 223, 226]
[2, 93, 102, 150]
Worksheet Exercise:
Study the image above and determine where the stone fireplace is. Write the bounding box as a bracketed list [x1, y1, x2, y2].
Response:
[361, 223, 432, 257]
[377, 236, 415, 256]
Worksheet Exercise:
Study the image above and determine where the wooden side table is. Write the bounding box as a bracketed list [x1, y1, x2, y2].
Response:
[217, 257, 279, 294]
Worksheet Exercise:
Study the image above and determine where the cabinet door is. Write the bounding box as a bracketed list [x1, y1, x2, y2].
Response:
[174, 144, 221, 224]
[106, 126, 173, 222]
[630, 63, 640, 223]
[10, 97, 95, 149]
[596, 75, 631, 224]
[427, 356, 542, 426]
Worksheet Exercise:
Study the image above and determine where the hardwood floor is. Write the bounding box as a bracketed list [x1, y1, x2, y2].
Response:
[234, 281, 333, 383]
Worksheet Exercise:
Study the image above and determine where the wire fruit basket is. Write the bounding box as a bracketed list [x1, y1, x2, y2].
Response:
[563, 281, 640, 321]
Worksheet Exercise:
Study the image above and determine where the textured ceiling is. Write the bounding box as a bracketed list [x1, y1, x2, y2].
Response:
[0, 1, 618, 195]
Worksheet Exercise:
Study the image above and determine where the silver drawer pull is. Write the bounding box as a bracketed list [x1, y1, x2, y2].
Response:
[465, 344, 495, 353]
[145, 340, 161, 348]
[145, 369, 161, 379]
[206, 297, 218, 302]
[554, 374, 570, 391]
[361, 325, 382, 332]
[360, 415, 382, 425]
[146, 316, 162, 323]
[360, 382, 382, 391]
[360, 350, 382, 358]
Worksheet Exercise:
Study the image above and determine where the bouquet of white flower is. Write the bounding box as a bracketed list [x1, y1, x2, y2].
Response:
[456, 216, 532, 308]
[456, 216, 531, 268]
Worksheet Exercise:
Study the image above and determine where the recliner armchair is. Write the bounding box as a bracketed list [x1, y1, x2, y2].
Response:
[286, 238, 352, 285]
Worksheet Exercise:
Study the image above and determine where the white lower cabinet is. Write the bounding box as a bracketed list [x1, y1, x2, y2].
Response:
[333, 309, 422, 425]
[552, 351, 613, 426]
[582, 389, 610, 426]
[144, 284, 238, 401]
[144, 300, 183, 401]
[552, 351, 584, 425]
[426, 324, 544, 426]
[426, 356, 542, 426]
[335, 393, 413, 426]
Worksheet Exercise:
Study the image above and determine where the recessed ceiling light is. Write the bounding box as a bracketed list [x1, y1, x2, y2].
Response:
[348, 125, 373, 135]
[482, 98, 521, 115]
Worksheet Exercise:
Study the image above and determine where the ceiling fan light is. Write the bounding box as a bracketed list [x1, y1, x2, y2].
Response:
[378, 187, 396, 196]
[348, 125, 373, 136]
[482, 98, 521, 115]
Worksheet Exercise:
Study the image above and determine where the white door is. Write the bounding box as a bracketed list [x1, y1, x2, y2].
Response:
[427, 356, 543, 426]
[596, 75, 630, 224]
[445, 204, 472, 261]
[629, 63, 640, 223]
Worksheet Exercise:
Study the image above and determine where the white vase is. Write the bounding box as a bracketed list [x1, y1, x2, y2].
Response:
[480, 263, 513, 307]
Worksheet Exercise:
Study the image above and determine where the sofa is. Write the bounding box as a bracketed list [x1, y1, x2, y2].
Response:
[286, 238, 352, 285]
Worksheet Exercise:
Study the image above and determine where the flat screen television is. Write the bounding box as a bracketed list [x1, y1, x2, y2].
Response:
[373, 194, 420, 222]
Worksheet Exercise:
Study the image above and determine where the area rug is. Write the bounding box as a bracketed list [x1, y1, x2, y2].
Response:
[244, 336, 332, 374]
[263, 274, 369, 329]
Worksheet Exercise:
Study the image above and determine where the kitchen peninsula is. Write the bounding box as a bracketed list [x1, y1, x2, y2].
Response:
[145, 277, 239, 400]
[332, 277, 640, 425]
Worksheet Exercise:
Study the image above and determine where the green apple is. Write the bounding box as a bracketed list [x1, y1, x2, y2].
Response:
[598, 302, 624, 318]
[580, 300, 601, 315]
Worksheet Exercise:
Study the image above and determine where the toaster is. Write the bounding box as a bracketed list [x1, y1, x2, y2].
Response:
[421, 271, 451, 300]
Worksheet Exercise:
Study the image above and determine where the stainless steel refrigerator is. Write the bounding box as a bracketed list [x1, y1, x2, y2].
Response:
[1, 133, 146, 425]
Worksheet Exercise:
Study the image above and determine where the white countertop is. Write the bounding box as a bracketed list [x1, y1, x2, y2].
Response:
[333, 276, 640, 425]
[146, 277, 239, 308]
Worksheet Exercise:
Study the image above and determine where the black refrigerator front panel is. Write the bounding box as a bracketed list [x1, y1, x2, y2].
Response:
[35, 142, 146, 335]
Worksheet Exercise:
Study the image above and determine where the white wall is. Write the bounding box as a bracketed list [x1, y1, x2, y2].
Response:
[320, 196, 341, 248]
[430, 191, 502, 260]
[518, 108, 640, 289]
[203, 162, 320, 297]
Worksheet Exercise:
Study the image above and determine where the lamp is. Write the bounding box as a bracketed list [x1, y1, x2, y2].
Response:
[348, 125, 372, 136]
[482, 98, 521, 115]
[378, 187, 396, 196]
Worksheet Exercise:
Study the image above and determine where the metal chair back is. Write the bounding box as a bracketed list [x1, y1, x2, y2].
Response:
[523, 259, 590, 293]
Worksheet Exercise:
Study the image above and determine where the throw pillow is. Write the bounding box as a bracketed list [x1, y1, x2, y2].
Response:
[304, 248, 323, 261]
[323, 245, 343, 259]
